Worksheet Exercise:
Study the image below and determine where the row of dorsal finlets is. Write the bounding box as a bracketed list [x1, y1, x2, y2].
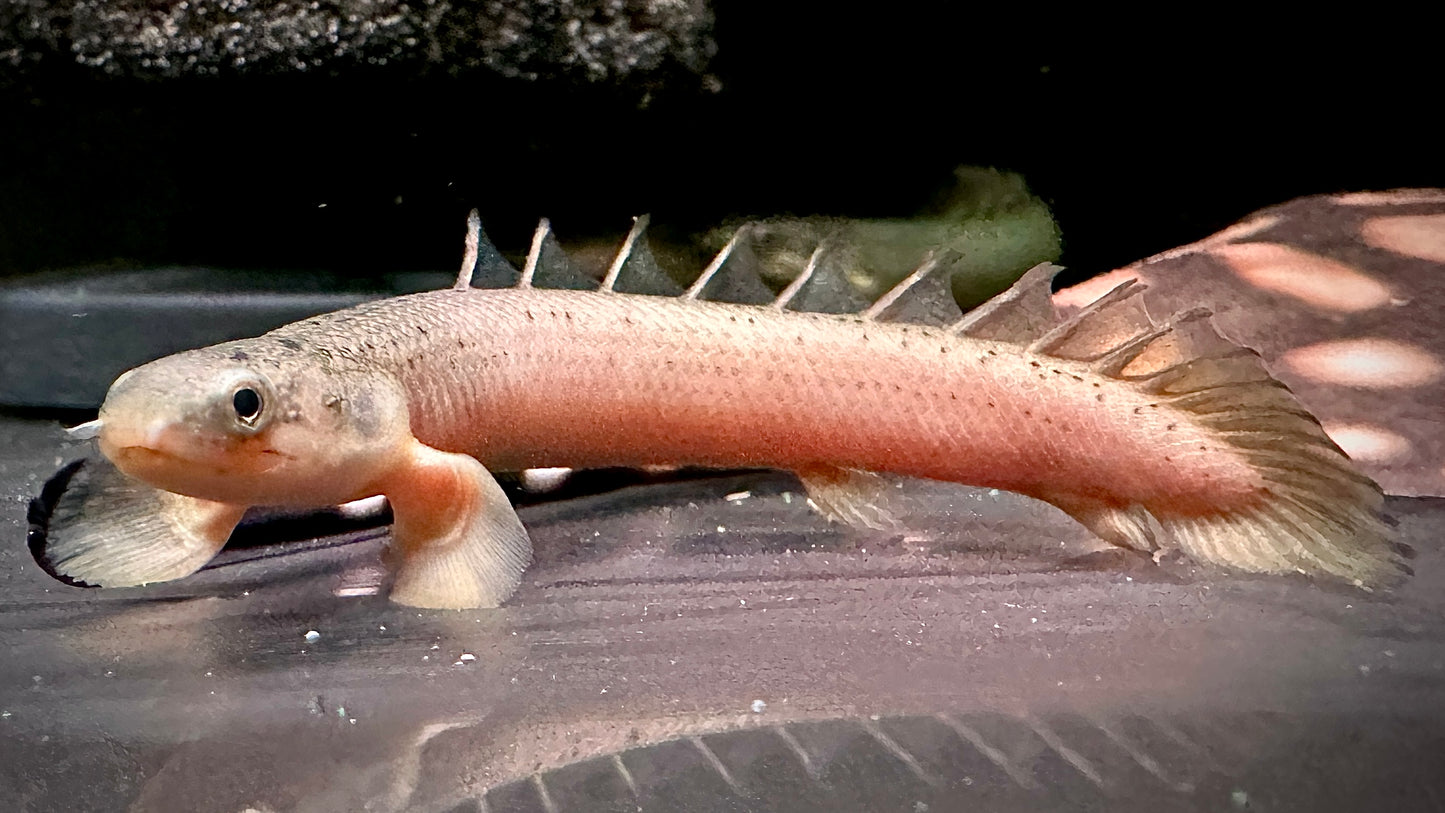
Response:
[447, 210, 1164, 355]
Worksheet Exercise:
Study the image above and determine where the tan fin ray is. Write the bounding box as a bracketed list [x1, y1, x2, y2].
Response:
[517, 218, 549, 288]
[380, 440, 531, 609]
[1028, 279, 1152, 361]
[860, 250, 965, 326]
[452, 209, 482, 290]
[951, 262, 1062, 341]
[796, 465, 901, 532]
[28, 456, 245, 588]
[602, 215, 684, 296]
[682, 225, 774, 305]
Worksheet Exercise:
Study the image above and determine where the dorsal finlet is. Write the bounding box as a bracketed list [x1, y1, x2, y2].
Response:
[683, 225, 748, 300]
[771, 239, 830, 310]
[859, 249, 956, 321]
[1025, 278, 1147, 359]
[950, 262, 1063, 341]
[517, 218, 551, 289]
[600, 214, 651, 293]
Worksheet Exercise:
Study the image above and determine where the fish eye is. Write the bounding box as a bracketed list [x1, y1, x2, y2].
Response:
[232, 386, 264, 426]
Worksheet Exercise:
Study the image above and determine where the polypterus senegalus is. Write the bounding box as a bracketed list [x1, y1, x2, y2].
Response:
[32, 212, 1405, 608]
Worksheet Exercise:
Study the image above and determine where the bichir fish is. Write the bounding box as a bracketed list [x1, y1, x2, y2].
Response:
[31, 212, 1405, 608]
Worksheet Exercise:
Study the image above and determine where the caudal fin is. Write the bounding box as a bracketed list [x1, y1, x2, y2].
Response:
[965, 267, 1407, 588]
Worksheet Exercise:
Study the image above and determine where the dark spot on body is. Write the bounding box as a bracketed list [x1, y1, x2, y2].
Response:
[1024, 409, 1031, 417]
[1030, 361, 1040, 368]
[279, 338, 303, 351]
[1167, 423, 1177, 430]
[940, 346, 948, 353]
[229, 350, 250, 361]
[1096, 394, 1104, 401]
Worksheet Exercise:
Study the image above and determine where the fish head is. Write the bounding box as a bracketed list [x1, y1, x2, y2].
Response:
[95, 339, 410, 506]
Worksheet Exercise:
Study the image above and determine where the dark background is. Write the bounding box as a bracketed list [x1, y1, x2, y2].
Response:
[1, 7, 1440, 282]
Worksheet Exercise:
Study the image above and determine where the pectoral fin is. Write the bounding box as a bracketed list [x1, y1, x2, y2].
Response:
[28, 456, 246, 588]
[377, 441, 532, 609]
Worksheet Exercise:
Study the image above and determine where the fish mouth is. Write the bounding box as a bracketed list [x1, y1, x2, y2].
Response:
[100, 430, 290, 487]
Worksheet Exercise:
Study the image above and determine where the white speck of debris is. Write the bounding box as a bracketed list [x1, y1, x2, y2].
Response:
[304, 630, 320, 643]
[717, 525, 727, 533]
[751, 699, 767, 713]
[1, 711, 10, 719]
[1231, 789, 1249, 808]
[1031, 618, 1038, 623]
[379, 625, 386, 632]
[782, 491, 793, 504]
[600, 688, 607, 694]
[455, 653, 476, 666]
[1384, 650, 1396, 657]
[336, 706, 346, 718]
[989, 489, 999, 496]
[1345, 604, 1353, 609]
[739, 599, 747, 607]
[726, 490, 751, 502]
[1358, 664, 1371, 675]
[1125, 576, 1133, 582]
[430, 644, 440, 650]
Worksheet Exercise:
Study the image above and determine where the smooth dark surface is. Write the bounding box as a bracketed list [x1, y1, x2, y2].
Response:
[3, 413, 1444, 811]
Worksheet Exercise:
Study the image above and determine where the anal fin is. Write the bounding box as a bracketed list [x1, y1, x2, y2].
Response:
[796, 465, 901, 532]
[379, 440, 532, 609]
[28, 456, 246, 588]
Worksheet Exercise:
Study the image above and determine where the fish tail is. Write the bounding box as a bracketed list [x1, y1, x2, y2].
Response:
[967, 266, 1406, 588]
